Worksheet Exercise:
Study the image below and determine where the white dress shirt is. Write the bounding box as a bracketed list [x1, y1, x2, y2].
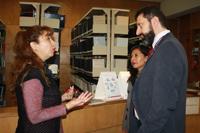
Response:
[152, 29, 170, 49]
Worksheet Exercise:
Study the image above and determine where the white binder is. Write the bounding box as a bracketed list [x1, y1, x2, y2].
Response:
[118, 71, 130, 99]
[94, 72, 122, 101]
[94, 71, 130, 101]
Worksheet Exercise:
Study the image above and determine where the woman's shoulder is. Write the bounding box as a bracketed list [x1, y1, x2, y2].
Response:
[23, 67, 43, 81]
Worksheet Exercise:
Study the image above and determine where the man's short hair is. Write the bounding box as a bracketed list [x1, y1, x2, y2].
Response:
[135, 6, 167, 28]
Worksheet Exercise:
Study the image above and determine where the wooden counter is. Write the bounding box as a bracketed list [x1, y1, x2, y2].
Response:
[0, 99, 200, 133]
[62, 100, 126, 133]
[0, 100, 126, 133]
[0, 106, 18, 133]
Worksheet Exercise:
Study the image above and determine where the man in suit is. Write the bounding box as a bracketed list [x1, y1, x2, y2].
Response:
[129, 6, 188, 133]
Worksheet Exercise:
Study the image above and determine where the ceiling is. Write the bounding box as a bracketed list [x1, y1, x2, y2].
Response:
[137, 0, 163, 2]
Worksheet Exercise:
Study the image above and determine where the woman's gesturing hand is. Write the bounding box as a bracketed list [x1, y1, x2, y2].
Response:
[65, 91, 93, 110]
[62, 86, 74, 102]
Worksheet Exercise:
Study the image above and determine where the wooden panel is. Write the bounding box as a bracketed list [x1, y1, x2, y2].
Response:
[0, 0, 20, 25]
[91, 126, 122, 133]
[191, 10, 200, 30]
[0, 116, 18, 133]
[186, 114, 200, 133]
[62, 100, 126, 133]
[0, 100, 200, 133]
[0, 101, 126, 133]
[167, 10, 200, 83]
[167, 18, 179, 38]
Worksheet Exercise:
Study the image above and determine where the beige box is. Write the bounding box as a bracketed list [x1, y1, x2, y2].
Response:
[93, 47, 107, 55]
[20, 17, 40, 27]
[115, 37, 128, 46]
[41, 18, 60, 29]
[93, 59, 105, 68]
[90, 12, 108, 33]
[92, 59, 109, 77]
[19, 2, 40, 27]
[113, 25, 128, 34]
[112, 46, 128, 56]
[114, 59, 127, 69]
[93, 24, 108, 33]
[116, 16, 129, 26]
[93, 15, 106, 24]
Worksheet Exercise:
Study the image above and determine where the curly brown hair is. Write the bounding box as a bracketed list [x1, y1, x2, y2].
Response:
[11, 25, 54, 90]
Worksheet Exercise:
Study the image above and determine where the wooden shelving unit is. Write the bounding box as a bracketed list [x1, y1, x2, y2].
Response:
[70, 8, 111, 80]
[70, 7, 130, 92]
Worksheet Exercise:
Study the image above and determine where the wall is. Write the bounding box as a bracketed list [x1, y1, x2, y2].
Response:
[168, 10, 200, 82]
[0, 0, 158, 106]
[161, 0, 200, 17]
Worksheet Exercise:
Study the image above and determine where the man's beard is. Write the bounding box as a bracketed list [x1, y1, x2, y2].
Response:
[141, 26, 155, 47]
[143, 31, 155, 47]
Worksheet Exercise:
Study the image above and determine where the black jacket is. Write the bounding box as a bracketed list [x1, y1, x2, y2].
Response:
[129, 33, 188, 133]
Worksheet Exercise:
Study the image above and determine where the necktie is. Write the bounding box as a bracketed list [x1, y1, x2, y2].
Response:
[148, 47, 154, 57]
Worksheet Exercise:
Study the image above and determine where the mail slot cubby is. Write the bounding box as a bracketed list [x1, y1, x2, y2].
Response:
[91, 57, 108, 77]
[71, 74, 97, 92]
[70, 41, 79, 53]
[112, 37, 128, 56]
[87, 15, 108, 34]
[71, 15, 108, 41]
[110, 8, 129, 74]
[111, 56, 128, 74]
[70, 55, 108, 77]
[41, 3, 64, 29]
[128, 22, 140, 45]
[72, 7, 110, 42]
[112, 9, 129, 35]
[19, 2, 40, 27]
[128, 22, 137, 38]
[79, 37, 107, 55]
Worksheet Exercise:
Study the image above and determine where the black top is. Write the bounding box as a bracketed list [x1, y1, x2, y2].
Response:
[15, 66, 62, 133]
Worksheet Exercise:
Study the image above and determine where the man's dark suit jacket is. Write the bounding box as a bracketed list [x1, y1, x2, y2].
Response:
[129, 33, 188, 133]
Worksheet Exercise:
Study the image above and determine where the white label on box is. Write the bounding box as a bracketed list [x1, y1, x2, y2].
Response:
[93, 37, 106, 46]
[115, 37, 128, 46]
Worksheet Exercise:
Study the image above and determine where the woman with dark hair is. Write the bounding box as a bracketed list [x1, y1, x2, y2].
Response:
[12, 25, 93, 133]
[122, 42, 151, 133]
